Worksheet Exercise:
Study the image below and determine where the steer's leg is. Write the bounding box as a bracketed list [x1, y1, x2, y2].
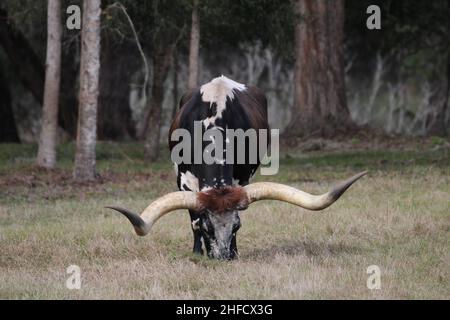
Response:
[230, 234, 238, 259]
[189, 210, 204, 255]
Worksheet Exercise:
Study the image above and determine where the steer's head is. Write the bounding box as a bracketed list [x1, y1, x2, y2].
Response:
[194, 187, 248, 259]
[106, 171, 367, 260]
[195, 210, 241, 259]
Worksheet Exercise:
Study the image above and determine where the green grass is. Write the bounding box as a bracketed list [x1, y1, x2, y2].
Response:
[0, 141, 449, 299]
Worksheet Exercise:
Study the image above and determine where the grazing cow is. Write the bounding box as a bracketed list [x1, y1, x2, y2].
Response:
[107, 76, 367, 260]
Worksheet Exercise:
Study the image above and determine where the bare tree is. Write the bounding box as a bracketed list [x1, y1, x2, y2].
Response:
[37, 0, 62, 168]
[188, 0, 200, 89]
[428, 0, 450, 136]
[172, 46, 180, 120]
[284, 0, 354, 137]
[355, 53, 384, 126]
[428, 56, 450, 137]
[143, 45, 174, 162]
[73, 0, 101, 181]
[142, 13, 185, 162]
[244, 43, 266, 84]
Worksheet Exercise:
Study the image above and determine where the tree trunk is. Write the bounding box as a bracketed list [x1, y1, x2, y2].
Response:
[37, 0, 62, 169]
[171, 46, 179, 120]
[59, 46, 80, 138]
[0, 63, 20, 143]
[73, 0, 101, 182]
[97, 41, 137, 140]
[188, 0, 200, 89]
[143, 47, 173, 162]
[283, 0, 353, 138]
[447, 51, 450, 138]
[427, 0, 450, 137]
[427, 53, 450, 136]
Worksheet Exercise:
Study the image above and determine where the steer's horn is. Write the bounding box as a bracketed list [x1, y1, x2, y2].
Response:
[106, 191, 200, 236]
[243, 171, 368, 211]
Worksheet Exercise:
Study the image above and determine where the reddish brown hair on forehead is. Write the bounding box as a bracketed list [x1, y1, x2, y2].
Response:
[197, 186, 249, 213]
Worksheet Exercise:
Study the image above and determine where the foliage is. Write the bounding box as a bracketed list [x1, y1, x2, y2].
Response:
[346, 0, 449, 78]
[102, 0, 191, 52]
[200, 0, 295, 60]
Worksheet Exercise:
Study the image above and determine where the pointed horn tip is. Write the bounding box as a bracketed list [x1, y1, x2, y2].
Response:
[104, 206, 134, 215]
[104, 206, 147, 236]
[328, 170, 369, 202]
[346, 170, 369, 185]
[358, 170, 369, 177]
[350, 170, 369, 181]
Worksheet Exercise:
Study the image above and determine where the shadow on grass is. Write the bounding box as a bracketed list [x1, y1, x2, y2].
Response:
[240, 240, 363, 261]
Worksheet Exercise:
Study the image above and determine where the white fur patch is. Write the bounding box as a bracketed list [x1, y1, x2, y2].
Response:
[192, 218, 200, 230]
[201, 76, 246, 128]
[180, 170, 199, 191]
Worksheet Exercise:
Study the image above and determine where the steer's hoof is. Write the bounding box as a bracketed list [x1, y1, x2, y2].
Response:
[193, 248, 204, 256]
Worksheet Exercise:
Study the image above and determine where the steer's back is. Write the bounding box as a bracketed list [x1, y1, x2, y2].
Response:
[169, 76, 269, 191]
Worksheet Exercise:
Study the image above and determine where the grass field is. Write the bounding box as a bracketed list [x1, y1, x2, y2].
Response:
[0, 139, 449, 299]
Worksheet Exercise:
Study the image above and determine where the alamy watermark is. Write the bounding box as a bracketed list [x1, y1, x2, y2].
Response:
[66, 5, 81, 30]
[170, 121, 279, 175]
[366, 265, 381, 290]
[66, 264, 81, 290]
[366, 5, 381, 30]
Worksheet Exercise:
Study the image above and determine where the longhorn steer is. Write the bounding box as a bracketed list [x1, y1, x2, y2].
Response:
[107, 76, 367, 260]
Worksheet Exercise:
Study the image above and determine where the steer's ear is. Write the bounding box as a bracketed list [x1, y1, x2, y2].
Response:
[191, 218, 201, 230]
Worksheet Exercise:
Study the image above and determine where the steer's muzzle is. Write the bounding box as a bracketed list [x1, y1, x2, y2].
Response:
[200, 209, 241, 260]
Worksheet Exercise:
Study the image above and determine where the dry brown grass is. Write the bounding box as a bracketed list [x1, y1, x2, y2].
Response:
[0, 142, 449, 299]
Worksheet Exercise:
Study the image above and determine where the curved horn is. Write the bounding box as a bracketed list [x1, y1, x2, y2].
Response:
[243, 171, 368, 211]
[106, 191, 201, 236]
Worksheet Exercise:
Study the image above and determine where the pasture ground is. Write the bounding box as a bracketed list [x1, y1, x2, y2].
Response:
[0, 137, 449, 299]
